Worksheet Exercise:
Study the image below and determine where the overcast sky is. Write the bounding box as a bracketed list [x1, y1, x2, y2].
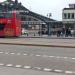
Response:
[1, 0, 75, 20]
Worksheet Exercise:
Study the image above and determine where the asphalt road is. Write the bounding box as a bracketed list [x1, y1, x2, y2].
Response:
[0, 44, 75, 75]
[0, 66, 65, 75]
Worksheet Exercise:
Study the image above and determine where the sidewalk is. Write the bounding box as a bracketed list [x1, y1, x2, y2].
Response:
[0, 38, 75, 48]
[21, 35, 75, 39]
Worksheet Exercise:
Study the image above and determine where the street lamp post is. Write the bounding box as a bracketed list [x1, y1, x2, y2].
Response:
[47, 13, 52, 36]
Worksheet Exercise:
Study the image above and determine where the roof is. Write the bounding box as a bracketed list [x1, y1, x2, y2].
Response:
[0, 0, 56, 23]
[63, 8, 75, 10]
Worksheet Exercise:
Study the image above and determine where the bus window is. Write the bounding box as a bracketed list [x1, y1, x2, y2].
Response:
[0, 12, 13, 18]
[0, 13, 4, 18]
[16, 13, 20, 19]
[0, 23, 5, 30]
[5, 13, 13, 18]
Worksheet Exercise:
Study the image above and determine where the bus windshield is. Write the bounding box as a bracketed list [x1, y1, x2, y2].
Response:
[0, 12, 13, 18]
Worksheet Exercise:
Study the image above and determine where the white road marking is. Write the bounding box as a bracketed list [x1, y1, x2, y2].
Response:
[23, 54, 28, 56]
[54, 69, 63, 73]
[63, 57, 68, 59]
[49, 56, 55, 58]
[0, 52, 3, 54]
[35, 55, 41, 57]
[43, 68, 52, 72]
[1, 51, 75, 61]
[33, 67, 41, 70]
[24, 66, 31, 69]
[6, 64, 13, 67]
[0, 63, 4, 66]
[10, 53, 15, 55]
[15, 65, 22, 68]
[65, 71, 75, 74]
[0, 62, 75, 74]
[72, 58, 75, 60]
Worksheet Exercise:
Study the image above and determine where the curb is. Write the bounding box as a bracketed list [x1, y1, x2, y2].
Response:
[0, 42, 75, 48]
[20, 35, 75, 39]
[20, 36, 75, 39]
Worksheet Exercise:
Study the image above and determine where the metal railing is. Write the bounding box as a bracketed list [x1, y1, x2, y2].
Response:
[21, 21, 46, 25]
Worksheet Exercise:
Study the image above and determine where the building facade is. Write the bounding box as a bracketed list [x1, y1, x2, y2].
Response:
[0, 0, 56, 35]
[62, 4, 75, 29]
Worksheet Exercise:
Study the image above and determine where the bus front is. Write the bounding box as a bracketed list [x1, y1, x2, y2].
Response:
[0, 12, 7, 37]
[0, 11, 21, 37]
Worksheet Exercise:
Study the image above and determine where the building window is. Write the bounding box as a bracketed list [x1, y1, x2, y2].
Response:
[28, 18, 31, 21]
[64, 13, 67, 19]
[21, 17, 26, 21]
[68, 13, 70, 19]
[71, 13, 74, 19]
[34, 19, 38, 21]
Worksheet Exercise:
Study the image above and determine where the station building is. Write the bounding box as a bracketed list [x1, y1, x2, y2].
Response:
[0, 0, 57, 35]
[1, 0, 75, 36]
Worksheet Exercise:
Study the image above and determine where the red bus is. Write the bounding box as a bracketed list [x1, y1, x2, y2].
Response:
[0, 11, 21, 37]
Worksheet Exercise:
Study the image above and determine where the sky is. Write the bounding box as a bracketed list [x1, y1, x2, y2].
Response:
[0, 0, 75, 21]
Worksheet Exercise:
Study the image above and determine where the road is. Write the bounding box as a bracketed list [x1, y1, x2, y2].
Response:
[0, 44, 75, 75]
[0, 66, 65, 75]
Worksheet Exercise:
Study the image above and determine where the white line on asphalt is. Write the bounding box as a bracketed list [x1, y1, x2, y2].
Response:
[0, 62, 75, 74]
[24, 66, 31, 69]
[10, 53, 15, 55]
[1, 51, 75, 61]
[15, 65, 22, 68]
[23, 54, 28, 56]
[0, 52, 3, 54]
[43, 68, 52, 72]
[65, 71, 75, 74]
[63, 57, 68, 59]
[35, 55, 41, 57]
[54, 69, 63, 73]
[0, 63, 4, 66]
[6, 64, 13, 67]
[72, 58, 75, 59]
[49, 56, 55, 58]
[33, 67, 41, 70]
